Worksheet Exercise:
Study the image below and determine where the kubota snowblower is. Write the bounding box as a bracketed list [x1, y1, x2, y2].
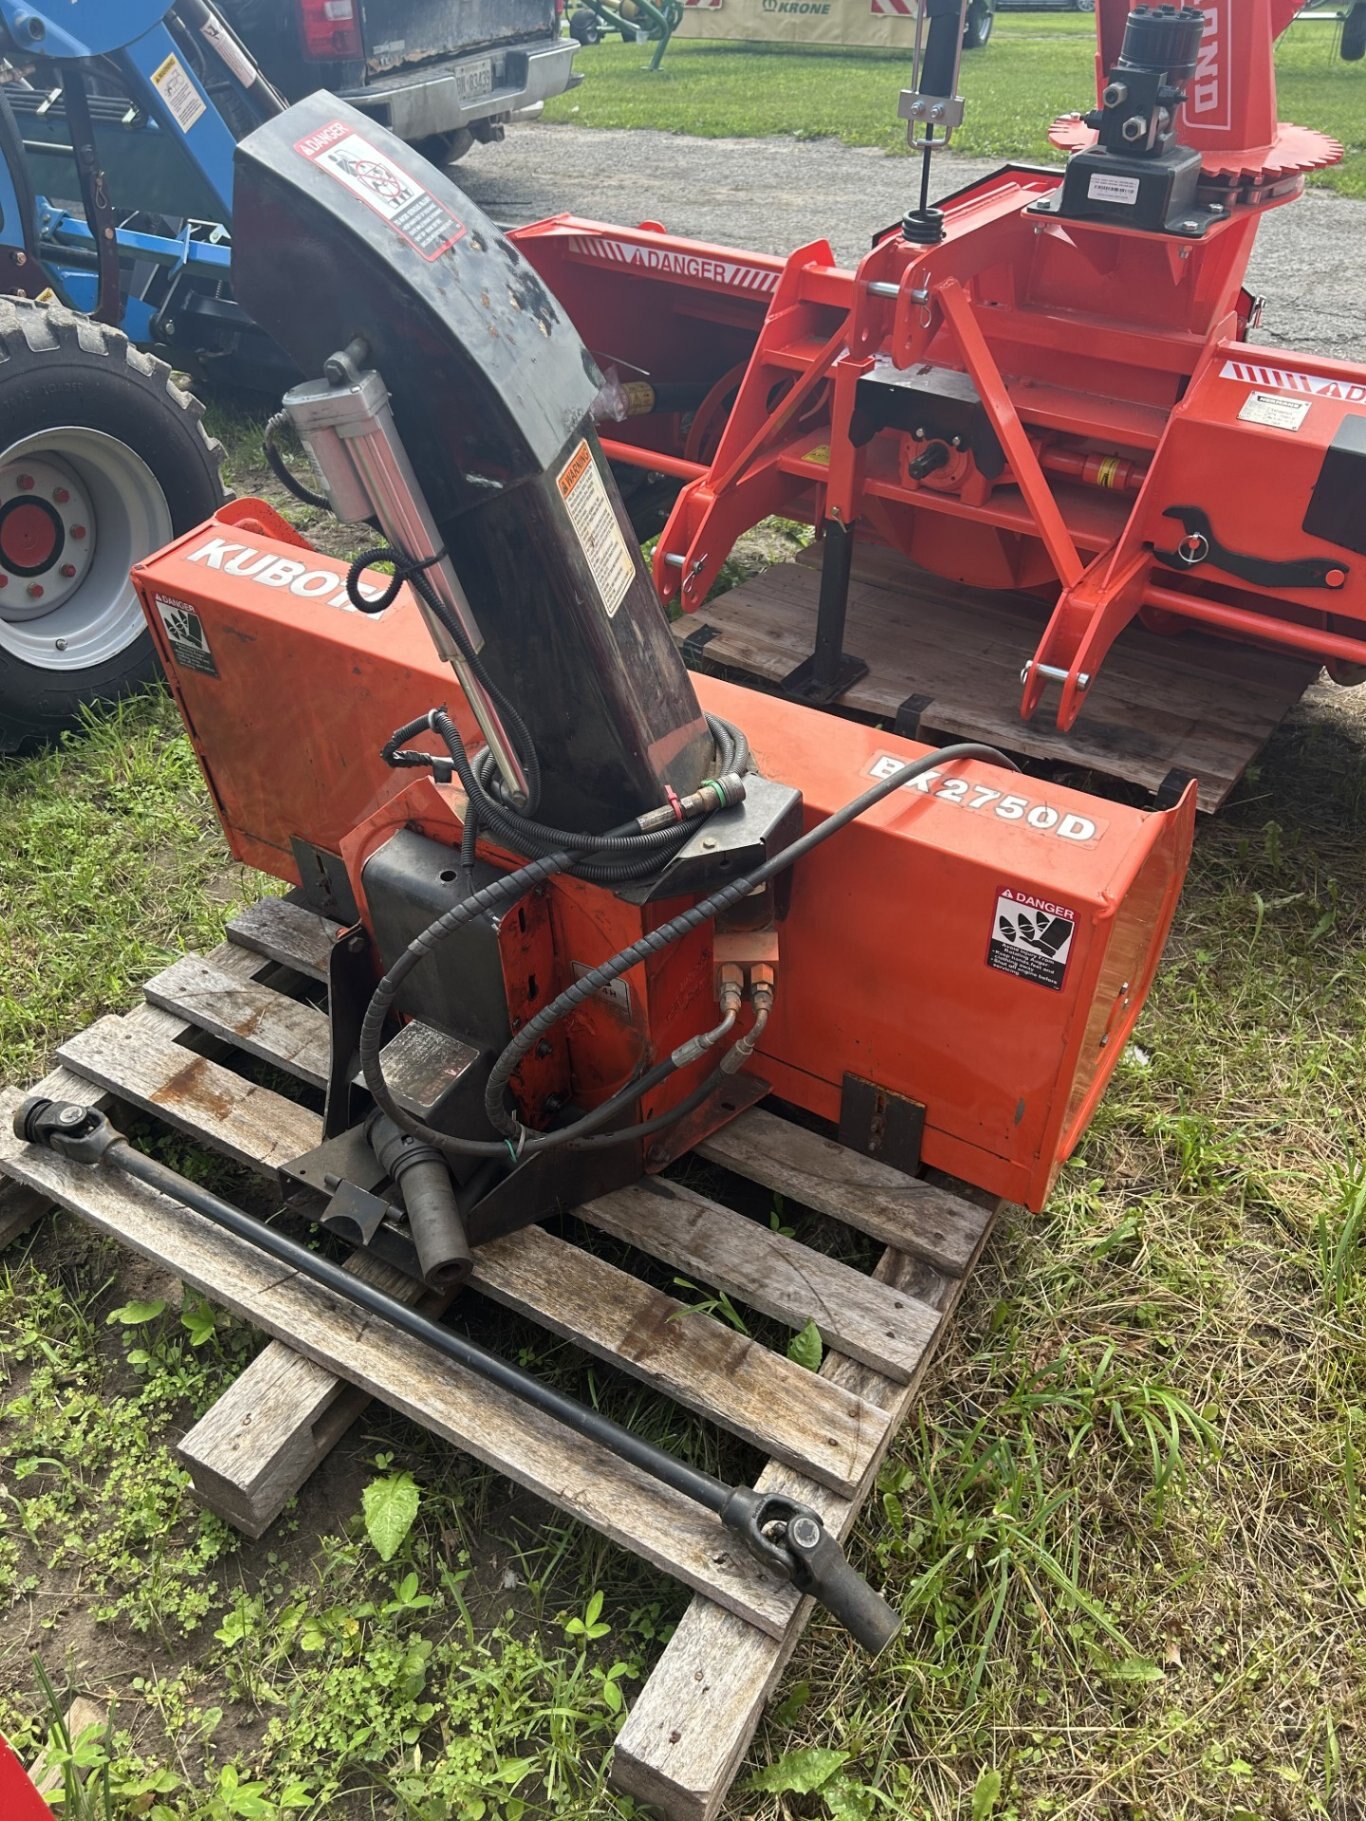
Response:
[18, 93, 1192, 1639]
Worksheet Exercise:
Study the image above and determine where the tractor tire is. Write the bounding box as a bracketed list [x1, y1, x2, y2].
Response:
[0, 302, 223, 754]
[1343, 3, 1366, 61]
[963, 1, 995, 50]
[570, 10, 603, 45]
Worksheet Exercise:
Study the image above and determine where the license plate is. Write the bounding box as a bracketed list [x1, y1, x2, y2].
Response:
[455, 58, 494, 103]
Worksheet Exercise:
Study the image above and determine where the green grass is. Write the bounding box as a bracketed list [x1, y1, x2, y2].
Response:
[546, 12, 1366, 198]
[1, 438, 1365, 1813]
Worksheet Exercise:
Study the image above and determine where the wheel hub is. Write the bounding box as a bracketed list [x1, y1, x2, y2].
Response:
[0, 455, 94, 620]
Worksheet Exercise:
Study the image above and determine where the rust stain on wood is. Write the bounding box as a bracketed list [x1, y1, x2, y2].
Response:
[160, 1057, 236, 1124]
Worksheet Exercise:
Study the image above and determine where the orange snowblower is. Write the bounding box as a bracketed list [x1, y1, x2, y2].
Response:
[0, 79, 1189, 1638]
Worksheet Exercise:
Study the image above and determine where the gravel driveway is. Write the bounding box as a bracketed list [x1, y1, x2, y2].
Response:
[461, 123, 1365, 362]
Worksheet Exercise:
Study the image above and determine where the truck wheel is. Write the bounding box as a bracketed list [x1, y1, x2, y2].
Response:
[963, 2, 994, 50]
[1072, 0, 1095, 11]
[413, 129, 476, 167]
[0, 302, 223, 754]
[1343, 3, 1366, 61]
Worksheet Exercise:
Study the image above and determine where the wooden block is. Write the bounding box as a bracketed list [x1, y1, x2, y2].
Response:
[472, 1223, 888, 1496]
[29, 1698, 108, 1798]
[695, 1106, 990, 1276]
[578, 1177, 941, 1383]
[177, 1344, 372, 1538]
[0, 1178, 49, 1251]
[177, 1251, 439, 1537]
[57, 1015, 321, 1172]
[227, 895, 342, 980]
[0, 1107, 802, 1638]
[144, 953, 331, 1089]
[612, 1193, 1000, 1820]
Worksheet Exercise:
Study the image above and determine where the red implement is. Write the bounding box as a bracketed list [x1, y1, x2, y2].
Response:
[509, 1, 1359, 734]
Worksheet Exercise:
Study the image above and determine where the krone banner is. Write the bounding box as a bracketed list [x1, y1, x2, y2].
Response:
[677, 0, 924, 51]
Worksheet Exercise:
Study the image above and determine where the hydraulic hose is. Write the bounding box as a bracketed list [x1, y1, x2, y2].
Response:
[480, 740, 1014, 1142]
[263, 411, 330, 511]
[359, 741, 1014, 1167]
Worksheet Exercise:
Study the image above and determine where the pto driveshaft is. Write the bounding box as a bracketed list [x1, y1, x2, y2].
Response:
[15, 1096, 901, 1656]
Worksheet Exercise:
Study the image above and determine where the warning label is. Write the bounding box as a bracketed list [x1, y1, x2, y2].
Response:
[987, 887, 1075, 991]
[557, 440, 635, 618]
[151, 52, 207, 134]
[295, 122, 465, 261]
[156, 596, 217, 677]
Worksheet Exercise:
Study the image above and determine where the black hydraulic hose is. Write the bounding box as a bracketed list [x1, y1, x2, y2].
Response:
[481, 741, 1017, 1140]
[263, 412, 331, 512]
[360, 742, 1014, 1166]
[14, 1098, 902, 1655]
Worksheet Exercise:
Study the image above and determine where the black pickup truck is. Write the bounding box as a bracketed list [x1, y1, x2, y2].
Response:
[218, 0, 579, 162]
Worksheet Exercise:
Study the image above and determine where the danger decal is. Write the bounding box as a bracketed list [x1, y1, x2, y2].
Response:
[1221, 359, 1366, 405]
[565, 235, 779, 295]
[151, 52, 207, 134]
[557, 441, 635, 619]
[296, 121, 465, 261]
[987, 888, 1076, 992]
[156, 596, 217, 677]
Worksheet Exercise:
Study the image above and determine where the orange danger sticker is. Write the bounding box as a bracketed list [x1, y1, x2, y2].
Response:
[557, 440, 635, 618]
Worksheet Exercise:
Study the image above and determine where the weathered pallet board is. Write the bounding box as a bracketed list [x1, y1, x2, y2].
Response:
[611, 1198, 994, 1820]
[0, 901, 1001, 1819]
[676, 545, 1317, 811]
[0, 934, 295, 1252]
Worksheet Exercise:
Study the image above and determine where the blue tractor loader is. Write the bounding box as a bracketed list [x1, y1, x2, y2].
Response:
[0, 0, 281, 747]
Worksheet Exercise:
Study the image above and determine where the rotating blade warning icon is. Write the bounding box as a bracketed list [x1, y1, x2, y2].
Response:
[987, 887, 1076, 990]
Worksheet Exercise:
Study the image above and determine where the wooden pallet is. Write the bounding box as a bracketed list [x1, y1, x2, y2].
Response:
[678, 544, 1318, 812]
[0, 899, 999, 1821]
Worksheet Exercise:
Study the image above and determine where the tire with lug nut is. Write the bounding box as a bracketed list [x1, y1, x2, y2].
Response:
[0, 300, 224, 754]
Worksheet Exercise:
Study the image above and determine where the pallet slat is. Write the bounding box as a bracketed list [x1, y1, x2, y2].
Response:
[226, 895, 343, 980]
[144, 953, 331, 1090]
[679, 552, 1315, 810]
[0, 940, 282, 1252]
[57, 1016, 320, 1172]
[578, 1177, 940, 1382]
[696, 1106, 990, 1276]
[471, 1224, 888, 1496]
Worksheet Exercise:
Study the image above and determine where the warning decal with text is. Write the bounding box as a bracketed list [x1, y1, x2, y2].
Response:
[557, 440, 635, 619]
[156, 596, 217, 678]
[988, 887, 1075, 991]
[295, 122, 465, 261]
[151, 53, 207, 134]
